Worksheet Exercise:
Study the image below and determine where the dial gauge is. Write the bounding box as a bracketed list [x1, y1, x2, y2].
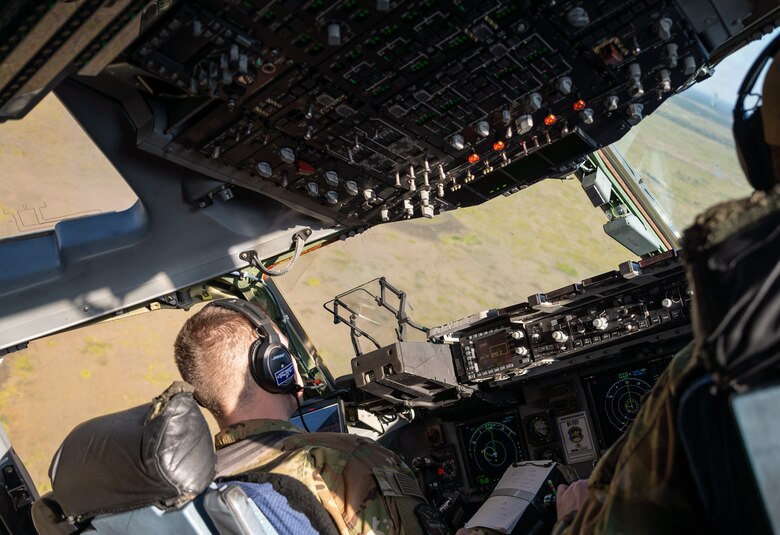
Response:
[525, 413, 554, 445]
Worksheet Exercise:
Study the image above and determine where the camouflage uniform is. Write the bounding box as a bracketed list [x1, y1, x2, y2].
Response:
[550, 344, 704, 535]
[215, 419, 428, 535]
[550, 187, 780, 535]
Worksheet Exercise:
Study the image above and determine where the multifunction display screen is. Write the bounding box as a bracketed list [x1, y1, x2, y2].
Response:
[584, 359, 668, 447]
[473, 332, 512, 372]
[459, 412, 525, 491]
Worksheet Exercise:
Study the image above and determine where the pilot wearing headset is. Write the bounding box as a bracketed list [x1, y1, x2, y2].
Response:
[549, 41, 780, 535]
[173, 299, 439, 535]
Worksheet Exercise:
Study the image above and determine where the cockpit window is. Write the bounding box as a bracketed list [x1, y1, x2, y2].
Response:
[613, 30, 780, 234]
[0, 95, 137, 238]
[278, 177, 634, 377]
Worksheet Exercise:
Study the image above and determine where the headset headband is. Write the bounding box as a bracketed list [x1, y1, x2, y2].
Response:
[734, 33, 780, 120]
[208, 299, 282, 346]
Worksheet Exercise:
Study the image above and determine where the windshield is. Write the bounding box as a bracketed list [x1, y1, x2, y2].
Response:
[613, 30, 780, 233]
[278, 177, 634, 377]
[0, 95, 136, 238]
[281, 33, 780, 378]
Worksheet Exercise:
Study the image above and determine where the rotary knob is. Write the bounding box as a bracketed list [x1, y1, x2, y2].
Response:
[344, 180, 359, 196]
[324, 170, 340, 187]
[255, 161, 273, 178]
[526, 92, 543, 113]
[450, 134, 465, 150]
[514, 346, 529, 357]
[662, 298, 673, 308]
[552, 330, 568, 343]
[516, 114, 534, 134]
[580, 108, 594, 124]
[592, 317, 608, 331]
[279, 147, 295, 164]
[511, 330, 525, 340]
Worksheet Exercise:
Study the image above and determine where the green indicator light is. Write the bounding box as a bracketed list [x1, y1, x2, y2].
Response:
[295, 34, 312, 46]
[441, 97, 462, 110]
[372, 84, 391, 97]
[415, 112, 437, 125]
[346, 48, 364, 62]
[381, 24, 399, 36]
[488, 183, 509, 194]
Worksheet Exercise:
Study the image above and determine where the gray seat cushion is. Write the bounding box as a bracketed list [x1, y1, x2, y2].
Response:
[49, 382, 215, 521]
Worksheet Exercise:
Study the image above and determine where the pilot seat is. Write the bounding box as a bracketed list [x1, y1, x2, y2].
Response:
[30, 382, 334, 535]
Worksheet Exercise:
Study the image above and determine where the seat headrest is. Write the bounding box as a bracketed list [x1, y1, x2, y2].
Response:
[49, 382, 215, 520]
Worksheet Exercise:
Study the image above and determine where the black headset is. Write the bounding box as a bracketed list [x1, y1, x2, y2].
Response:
[733, 32, 780, 191]
[206, 299, 300, 394]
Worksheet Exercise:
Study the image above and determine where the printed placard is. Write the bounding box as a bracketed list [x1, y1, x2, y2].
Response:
[557, 411, 596, 463]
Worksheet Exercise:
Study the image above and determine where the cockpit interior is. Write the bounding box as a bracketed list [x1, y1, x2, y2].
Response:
[1, 1, 779, 533]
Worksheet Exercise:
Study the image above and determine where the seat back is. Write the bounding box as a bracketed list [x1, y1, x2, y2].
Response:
[677, 374, 771, 535]
[31, 382, 316, 535]
[730, 383, 780, 534]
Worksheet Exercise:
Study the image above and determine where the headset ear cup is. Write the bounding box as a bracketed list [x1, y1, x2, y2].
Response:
[249, 338, 281, 393]
[734, 110, 774, 191]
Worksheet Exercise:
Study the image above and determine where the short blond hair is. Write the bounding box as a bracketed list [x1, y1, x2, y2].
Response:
[173, 305, 259, 419]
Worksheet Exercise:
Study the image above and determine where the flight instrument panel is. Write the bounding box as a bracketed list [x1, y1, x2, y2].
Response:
[0, 0, 772, 233]
[348, 251, 692, 523]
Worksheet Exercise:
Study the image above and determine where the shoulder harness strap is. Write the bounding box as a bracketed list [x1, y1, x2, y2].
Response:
[216, 430, 297, 478]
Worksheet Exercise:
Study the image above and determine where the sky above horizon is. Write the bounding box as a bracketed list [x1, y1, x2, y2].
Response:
[690, 27, 780, 109]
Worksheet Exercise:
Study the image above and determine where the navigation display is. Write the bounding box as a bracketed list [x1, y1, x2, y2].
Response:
[291, 400, 346, 433]
[584, 359, 668, 447]
[473, 332, 512, 372]
[458, 412, 525, 492]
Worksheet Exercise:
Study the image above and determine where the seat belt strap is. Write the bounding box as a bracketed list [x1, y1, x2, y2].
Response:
[216, 431, 296, 478]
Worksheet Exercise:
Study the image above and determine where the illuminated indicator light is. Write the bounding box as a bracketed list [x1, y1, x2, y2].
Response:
[493, 140, 506, 151]
[437, 467, 446, 476]
[468, 153, 480, 164]
[544, 114, 557, 126]
[573, 99, 586, 111]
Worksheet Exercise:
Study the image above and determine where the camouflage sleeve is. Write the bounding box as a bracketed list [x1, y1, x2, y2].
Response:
[552, 344, 703, 535]
[307, 437, 428, 535]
